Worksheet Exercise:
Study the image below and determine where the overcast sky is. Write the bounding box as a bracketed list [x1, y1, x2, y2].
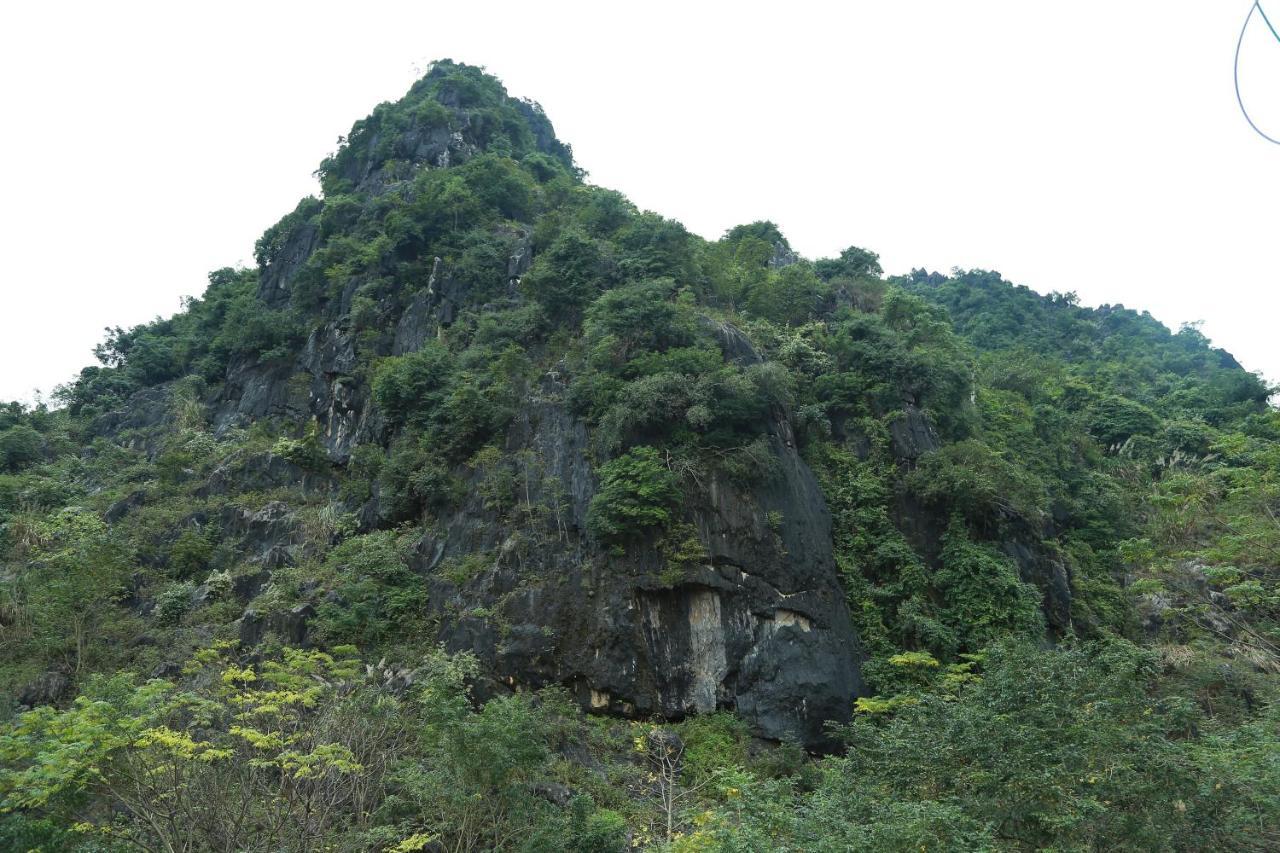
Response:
[1, 1, 1278, 403]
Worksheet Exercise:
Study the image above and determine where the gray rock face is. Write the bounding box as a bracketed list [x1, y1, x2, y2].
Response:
[393, 289, 437, 356]
[999, 538, 1073, 632]
[257, 218, 320, 309]
[99, 256, 866, 746]
[89, 386, 175, 456]
[16, 671, 70, 709]
[413, 358, 862, 748]
[239, 603, 315, 648]
[74, 74, 902, 751]
[198, 451, 334, 500]
[888, 404, 940, 460]
[768, 241, 800, 269]
[90, 209, 1083, 752]
[212, 358, 304, 432]
[223, 501, 304, 569]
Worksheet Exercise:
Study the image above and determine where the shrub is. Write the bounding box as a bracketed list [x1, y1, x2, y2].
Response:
[583, 279, 695, 363]
[313, 531, 427, 646]
[271, 423, 327, 470]
[168, 524, 217, 578]
[153, 581, 196, 625]
[1090, 395, 1160, 446]
[373, 344, 452, 431]
[586, 446, 681, 541]
[744, 263, 829, 326]
[0, 425, 42, 472]
[814, 244, 882, 280]
[935, 521, 1043, 648]
[521, 229, 605, 321]
[379, 441, 457, 522]
[907, 439, 1046, 524]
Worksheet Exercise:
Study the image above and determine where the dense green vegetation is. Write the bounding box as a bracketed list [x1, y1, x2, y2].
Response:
[2, 61, 1278, 850]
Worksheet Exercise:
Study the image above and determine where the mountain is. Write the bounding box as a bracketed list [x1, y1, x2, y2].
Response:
[1, 60, 1277, 851]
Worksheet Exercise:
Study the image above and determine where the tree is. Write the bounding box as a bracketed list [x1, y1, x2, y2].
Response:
[582, 279, 696, 366]
[373, 343, 452, 430]
[744, 263, 829, 326]
[0, 425, 42, 472]
[814, 244, 882, 281]
[371, 651, 585, 852]
[587, 446, 681, 541]
[521, 229, 604, 321]
[1089, 394, 1160, 446]
[313, 531, 428, 647]
[8, 508, 133, 675]
[632, 725, 727, 844]
[0, 644, 409, 852]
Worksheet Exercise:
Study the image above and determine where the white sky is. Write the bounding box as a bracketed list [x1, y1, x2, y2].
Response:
[1, 1, 1278, 403]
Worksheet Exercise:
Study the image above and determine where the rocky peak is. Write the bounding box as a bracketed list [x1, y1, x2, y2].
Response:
[318, 59, 575, 196]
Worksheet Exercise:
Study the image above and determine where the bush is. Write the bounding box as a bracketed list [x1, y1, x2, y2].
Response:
[0, 425, 42, 472]
[313, 531, 427, 646]
[153, 581, 196, 625]
[583, 279, 695, 363]
[814, 244, 882, 280]
[271, 423, 328, 470]
[1090, 395, 1160, 446]
[586, 446, 681, 542]
[744, 263, 829, 326]
[935, 521, 1043, 648]
[907, 439, 1046, 524]
[168, 524, 216, 578]
[521, 229, 605, 321]
[373, 344, 452, 431]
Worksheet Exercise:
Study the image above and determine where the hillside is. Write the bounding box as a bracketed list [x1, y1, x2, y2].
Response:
[1, 61, 1278, 851]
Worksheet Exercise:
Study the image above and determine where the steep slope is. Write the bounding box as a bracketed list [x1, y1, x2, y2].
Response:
[3, 60, 1279, 851]
[27, 61, 873, 744]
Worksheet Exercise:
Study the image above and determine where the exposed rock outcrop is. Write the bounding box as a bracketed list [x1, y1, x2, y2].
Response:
[403, 335, 863, 747]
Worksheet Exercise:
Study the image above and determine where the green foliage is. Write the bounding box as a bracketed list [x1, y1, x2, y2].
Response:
[1, 508, 135, 681]
[168, 523, 217, 578]
[317, 59, 573, 197]
[587, 446, 681, 542]
[805, 290, 972, 434]
[934, 521, 1043, 646]
[744, 262, 829, 326]
[271, 423, 328, 471]
[153, 580, 196, 625]
[572, 282, 785, 457]
[369, 651, 584, 852]
[522, 228, 605, 321]
[373, 344, 452, 431]
[676, 713, 749, 785]
[469, 444, 517, 515]
[582, 279, 697, 361]
[907, 439, 1047, 523]
[256, 196, 323, 267]
[373, 338, 516, 462]
[708, 640, 1280, 851]
[378, 439, 458, 521]
[814, 244, 883, 281]
[658, 522, 710, 586]
[58, 267, 303, 415]
[0, 425, 42, 472]
[313, 531, 427, 647]
[1090, 394, 1160, 446]
[0, 644, 390, 852]
[5, 59, 1280, 853]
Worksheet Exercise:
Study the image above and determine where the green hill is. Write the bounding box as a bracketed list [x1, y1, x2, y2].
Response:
[1, 61, 1277, 851]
